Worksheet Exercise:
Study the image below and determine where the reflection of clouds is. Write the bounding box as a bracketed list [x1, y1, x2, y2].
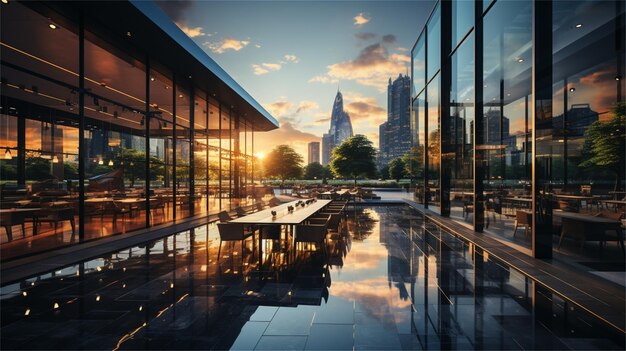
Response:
[572, 66, 618, 119]
[343, 248, 387, 270]
[330, 278, 413, 320]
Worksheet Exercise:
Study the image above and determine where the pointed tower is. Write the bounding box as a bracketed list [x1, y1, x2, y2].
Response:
[322, 90, 354, 165]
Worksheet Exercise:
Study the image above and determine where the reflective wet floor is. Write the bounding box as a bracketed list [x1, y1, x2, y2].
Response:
[1, 205, 623, 350]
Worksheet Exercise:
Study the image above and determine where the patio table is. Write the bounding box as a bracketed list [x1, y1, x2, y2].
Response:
[230, 199, 331, 264]
[554, 210, 624, 253]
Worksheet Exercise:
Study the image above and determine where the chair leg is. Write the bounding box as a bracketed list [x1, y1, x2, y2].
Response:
[21, 224, 26, 238]
[5, 226, 13, 241]
[524, 225, 529, 239]
[513, 221, 518, 237]
[217, 240, 222, 259]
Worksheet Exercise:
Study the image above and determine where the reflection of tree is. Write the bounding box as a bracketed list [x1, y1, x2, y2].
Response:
[427, 129, 440, 160]
[25, 157, 55, 180]
[0, 161, 17, 180]
[402, 145, 424, 180]
[389, 158, 406, 182]
[579, 103, 625, 191]
[111, 149, 165, 187]
[350, 208, 378, 241]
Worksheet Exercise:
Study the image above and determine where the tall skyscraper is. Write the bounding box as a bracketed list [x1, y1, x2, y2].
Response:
[378, 74, 411, 168]
[322, 90, 353, 165]
[308, 141, 320, 164]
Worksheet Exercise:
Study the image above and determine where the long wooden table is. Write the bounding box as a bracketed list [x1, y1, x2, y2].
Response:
[230, 199, 332, 264]
[554, 210, 624, 252]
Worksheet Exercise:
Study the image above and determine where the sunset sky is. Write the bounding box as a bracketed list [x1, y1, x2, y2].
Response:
[157, 0, 435, 159]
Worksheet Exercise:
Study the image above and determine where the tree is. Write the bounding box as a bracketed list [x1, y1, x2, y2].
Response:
[330, 134, 377, 186]
[579, 103, 625, 191]
[389, 158, 407, 182]
[402, 145, 424, 180]
[304, 162, 326, 180]
[263, 145, 303, 186]
[378, 165, 389, 180]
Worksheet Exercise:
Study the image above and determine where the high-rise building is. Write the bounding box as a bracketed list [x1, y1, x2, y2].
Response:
[321, 90, 353, 165]
[378, 74, 411, 168]
[308, 141, 320, 164]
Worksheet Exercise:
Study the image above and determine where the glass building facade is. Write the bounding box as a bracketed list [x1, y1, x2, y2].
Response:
[412, 0, 625, 258]
[0, 1, 277, 260]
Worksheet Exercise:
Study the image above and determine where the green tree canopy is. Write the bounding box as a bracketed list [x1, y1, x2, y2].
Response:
[330, 134, 377, 186]
[304, 162, 326, 180]
[579, 103, 625, 191]
[378, 165, 389, 180]
[389, 157, 407, 182]
[402, 145, 424, 180]
[263, 145, 303, 184]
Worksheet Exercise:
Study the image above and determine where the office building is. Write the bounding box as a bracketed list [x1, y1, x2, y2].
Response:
[321, 90, 353, 165]
[379, 74, 411, 168]
[307, 141, 320, 164]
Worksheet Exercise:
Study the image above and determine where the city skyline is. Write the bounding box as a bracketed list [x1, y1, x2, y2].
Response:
[157, 0, 435, 158]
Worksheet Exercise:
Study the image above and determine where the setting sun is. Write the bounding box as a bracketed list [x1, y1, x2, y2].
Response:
[254, 152, 266, 160]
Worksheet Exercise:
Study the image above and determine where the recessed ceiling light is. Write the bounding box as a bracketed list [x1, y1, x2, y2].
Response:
[126, 31, 132, 37]
[575, 23, 582, 28]
[1, 0, 9, 4]
[616, 76, 621, 81]
[179, 94, 183, 98]
[569, 87, 576, 92]
[150, 77, 155, 81]
[188, 75, 192, 79]
[49, 23, 57, 29]
[517, 57, 524, 63]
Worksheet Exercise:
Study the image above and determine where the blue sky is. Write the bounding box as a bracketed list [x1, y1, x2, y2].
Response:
[157, 0, 435, 157]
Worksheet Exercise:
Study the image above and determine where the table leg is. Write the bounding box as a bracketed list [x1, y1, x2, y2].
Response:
[258, 226, 263, 267]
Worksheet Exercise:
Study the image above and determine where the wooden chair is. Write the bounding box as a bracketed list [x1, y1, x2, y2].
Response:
[295, 220, 329, 257]
[217, 223, 255, 261]
[234, 206, 247, 217]
[36, 207, 76, 235]
[513, 210, 532, 238]
[0, 212, 26, 241]
[218, 210, 233, 223]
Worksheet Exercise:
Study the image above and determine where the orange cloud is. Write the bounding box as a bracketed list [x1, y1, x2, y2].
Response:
[204, 37, 250, 54]
[310, 43, 408, 92]
[176, 23, 206, 38]
[253, 122, 320, 158]
[354, 13, 371, 26]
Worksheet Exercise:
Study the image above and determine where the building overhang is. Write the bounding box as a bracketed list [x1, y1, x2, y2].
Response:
[36, 0, 278, 132]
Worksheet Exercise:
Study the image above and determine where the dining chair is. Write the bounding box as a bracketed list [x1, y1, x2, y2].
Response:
[513, 210, 532, 238]
[269, 197, 281, 207]
[255, 200, 266, 212]
[218, 210, 233, 223]
[216, 223, 255, 261]
[295, 220, 329, 258]
[234, 206, 248, 217]
[36, 207, 76, 235]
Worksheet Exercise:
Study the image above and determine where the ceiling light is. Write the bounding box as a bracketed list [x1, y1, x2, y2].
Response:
[616, 76, 621, 81]
[569, 87, 576, 92]
[52, 155, 59, 163]
[1, 0, 9, 4]
[49, 23, 57, 29]
[575, 23, 582, 28]
[188, 75, 192, 79]
[4, 148, 12, 160]
[98, 158, 104, 165]
[126, 31, 132, 37]
[179, 94, 183, 98]
[108, 159, 114, 166]
[517, 57, 524, 63]
[150, 77, 155, 81]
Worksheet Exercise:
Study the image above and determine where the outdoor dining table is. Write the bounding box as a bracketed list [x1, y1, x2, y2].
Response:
[602, 200, 626, 211]
[554, 210, 624, 252]
[319, 189, 349, 199]
[0, 208, 42, 239]
[229, 199, 332, 265]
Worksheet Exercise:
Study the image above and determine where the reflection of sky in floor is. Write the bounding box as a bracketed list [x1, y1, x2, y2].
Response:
[0, 205, 623, 350]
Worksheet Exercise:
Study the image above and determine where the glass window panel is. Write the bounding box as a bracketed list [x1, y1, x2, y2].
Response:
[84, 35, 145, 112]
[452, 0, 474, 50]
[427, 74, 440, 211]
[175, 84, 190, 128]
[482, 0, 532, 246]
[427, 4, 441, 80]
[412, 34, 426, 97]
[449, 33, 474, 223]
[0, 2, 79, 86]
[149, 68, 173, 123]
